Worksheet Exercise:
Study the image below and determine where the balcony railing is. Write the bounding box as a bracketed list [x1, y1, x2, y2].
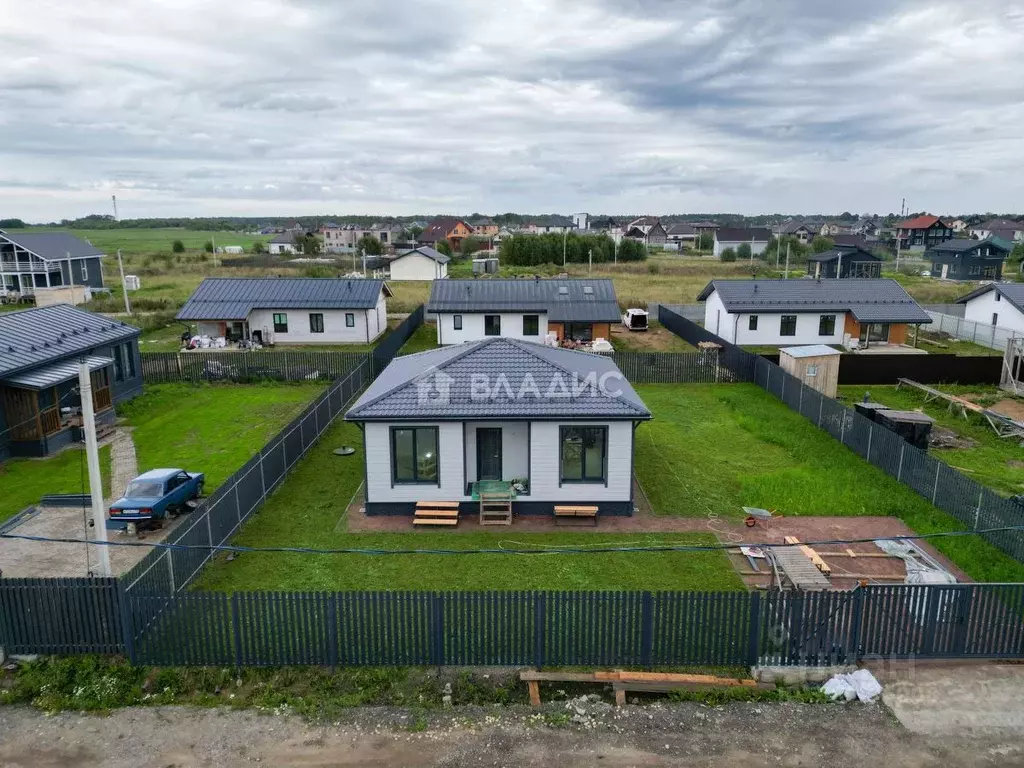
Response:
[0, 257, 49, 273]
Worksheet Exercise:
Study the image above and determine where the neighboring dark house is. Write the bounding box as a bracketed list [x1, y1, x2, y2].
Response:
[0, 230, 105, 297]
[807, 245, 884, 279]
[831, 234, 870, 249]
[926, 237, 1009, 281]
[417, 217, 473, 251]
[665, 223, 696, 246]
[894, 215, 954, 252]
[0, 304, 142, 459]
[589, 216, 618, 231]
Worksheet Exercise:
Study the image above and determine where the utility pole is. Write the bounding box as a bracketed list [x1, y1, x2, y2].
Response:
[116, 249, 131, 315]
[78, 362, 111, 577]
[784, 242, 790, 279]
[588, 248, 592, 274]
[895, 198, 905, 272]
[111, 195, 118, 222]
[562, 228, 568, 267]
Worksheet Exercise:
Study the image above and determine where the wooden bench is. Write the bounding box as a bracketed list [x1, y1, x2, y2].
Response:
[413, 501, 460, 526]
[554, 505, 599, 526]
[519, 670, 772, 706]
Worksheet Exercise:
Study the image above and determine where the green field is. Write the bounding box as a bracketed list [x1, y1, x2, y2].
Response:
[837, 384, 1024, 497]
[27, 227, 263, 254]
[0, 383, 322, 524]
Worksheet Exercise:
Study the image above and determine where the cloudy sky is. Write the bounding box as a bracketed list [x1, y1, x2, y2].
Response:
[2, 0, 1023, 221]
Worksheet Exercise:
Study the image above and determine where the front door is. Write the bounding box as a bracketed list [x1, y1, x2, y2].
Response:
[476, 428, 502, 481]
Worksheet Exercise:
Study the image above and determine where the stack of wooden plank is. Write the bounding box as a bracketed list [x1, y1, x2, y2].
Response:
[520, 670, 773, 706]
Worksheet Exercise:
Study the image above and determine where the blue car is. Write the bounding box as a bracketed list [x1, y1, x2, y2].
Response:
[106, 468, 205, 531]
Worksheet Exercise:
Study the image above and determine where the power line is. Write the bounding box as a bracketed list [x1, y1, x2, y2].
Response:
[2, 525, 1021, 557]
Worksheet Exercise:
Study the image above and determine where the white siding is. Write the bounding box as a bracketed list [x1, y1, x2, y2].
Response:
[248, 307, 373, 344]
[963, 291, 1024, 334]
[464, 422, 529, 485]
[268, 243, 296, 254]
[702, 290, 846, 345]
[364, 422, 465, 502]
[713, 239, 768, 257]
[389, 253, 447, 281]
[435, 312, 549, 345]
[529, 421, 633, 502]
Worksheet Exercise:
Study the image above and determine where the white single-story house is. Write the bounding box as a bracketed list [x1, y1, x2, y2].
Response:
[176, 277, 391, 345]
[345, 337, 652, 516]
[712, 227, 771, 258]
[388, 246, 450, 281]
[426, 278, 622, 346]
[955, 283, 1024, 334]
[268, 231, 299, 255]
[697, 278, 932, 348]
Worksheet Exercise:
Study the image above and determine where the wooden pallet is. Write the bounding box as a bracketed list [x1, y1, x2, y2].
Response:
[414, 501, 460, 527]
[479, 493, 512, 525]
[554, 505, 598, 526]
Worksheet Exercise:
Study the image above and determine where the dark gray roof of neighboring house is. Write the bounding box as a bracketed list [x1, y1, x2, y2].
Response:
[975, 218, 1022, 232]
[956, 283, 1024, 314]
[0, 304, 139, 378]
[697, 279, 932, 324]
[831, 234, 869, 248]
[345, 337, 651, 421]
[666, 223, 696, 235]
[715, 227, 772, 243]
[0, 231, 104, 261]
[394, 246, 450, 265]
[426, 279, 621, 323]
[925, 237, 1009, 256]
[270, 231, 298, 244]
[176, 278, 390, 321]
[807, 245, 882, 263]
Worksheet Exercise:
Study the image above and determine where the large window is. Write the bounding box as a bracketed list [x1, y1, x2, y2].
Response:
[273, 313, 288, 333]
[391, 427, 439, 484]
[565, 323, 593, 342]
[560, 426, 607, 484]
[484, 315, 501, 336]
[453, 314, 463, 330]
[309, 313, 325, 334]
[780, 315, 797, 336]
[818, 314, 836, 336]
[345, 312, 355, 328]
[523, 314, 539, 336]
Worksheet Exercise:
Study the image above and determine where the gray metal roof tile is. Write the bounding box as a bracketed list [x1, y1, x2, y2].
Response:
[0, 304, 140, 377]
[0, 231, 104, 260]
[345, 338, 650, 421]
[176, 277, 388, 321]
[426, 279, 621, 323]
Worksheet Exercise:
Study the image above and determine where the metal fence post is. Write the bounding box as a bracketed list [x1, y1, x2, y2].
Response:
[258, 452, 267, 502]
[231, 592, 243, 667]
[974, 489, 983, 530]
[932, 463, 941, 504]
[840, 411, 847, 444]
[205, 507, 213, 548]
[848, 588, 865, 664]
[640, 592, 654, 668]
[328, 594, 339, 667]
[166, 550, 176, 594]
[116, 578, 136, 663]
[746, 591, 761, 668]
[866, 424, 873, 462]
[818, 397, 823, 427]
[431, 593, 445, 667]
[897, 443, 905, 483]
[534, 593, 546, 669]
[798, 382, 804, 414]
[235, 482, 242, 524]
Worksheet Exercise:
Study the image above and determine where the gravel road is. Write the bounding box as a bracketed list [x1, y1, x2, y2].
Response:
[1, 699, 1022, 767]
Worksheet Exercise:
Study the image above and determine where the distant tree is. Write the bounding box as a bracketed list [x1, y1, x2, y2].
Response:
[436, 240, 453, 257]
[251, 240, 266, 254]
[736, 243, 752, 260]
[172, 239, 185, 253]
[357, 235, 383, 256]
[203, 240, 214, 253]
[297, 233, 323, 255]
[0, 218, 26, 229]
[407, 225, 424, 240]
[810, 235, 834, 253]
[615, 238, 647, 262]
[697, 232, 714, 251]
[460, 236, 482, 257]
[720, 247, 737, 262]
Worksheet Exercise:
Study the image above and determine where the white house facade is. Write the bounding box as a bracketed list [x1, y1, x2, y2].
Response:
[956, 284, 1024, 334]
[178, 277, 391, 345]
[346, 338, 651, 517]
[713, 228, 771, 258]
[388, 247, 450, 281]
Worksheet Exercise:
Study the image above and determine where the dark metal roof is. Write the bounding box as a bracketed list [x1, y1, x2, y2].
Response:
[0, 231, 104, 260]
[807, 246, 883, 263]
[394, 246, 450, 265]
[697, 279, 932, 324]
[925, 237, 1009, 255]
[0, 304, 140, 378]
[345, 338, 650, 421]
[955, 283, 1024, 314]
[715, 227, 772, 243]
[426, 279, 621, 323]
[2, 355, 112, 390]
[176, 278, 390, 321]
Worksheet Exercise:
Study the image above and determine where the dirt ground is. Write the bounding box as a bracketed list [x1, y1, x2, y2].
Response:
[991, 398, 1024, 422]
[1, 697, 1022, 768]
[610, 322, 693, 352]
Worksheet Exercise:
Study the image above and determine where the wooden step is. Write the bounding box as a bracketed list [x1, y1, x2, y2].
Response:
[417, 501, 460, 508]
[415, 508, 459, 518]
[413, 518, 458, 526]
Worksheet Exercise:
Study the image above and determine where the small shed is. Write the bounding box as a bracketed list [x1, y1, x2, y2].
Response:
[779, 345, 842, 398]
[876, 410, 935, 451]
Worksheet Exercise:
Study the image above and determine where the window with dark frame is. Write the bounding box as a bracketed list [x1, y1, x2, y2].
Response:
[391, 427, 439, 484]
[780, 315, 797, 336]
[559, 426, 607, 483]
[125, 342, 136, 379]
[818, 314, 836, 336]
[748, 315, 758, 331]
[484, 315, 501, 335]
[80, 260, 88, 281]
[113, 344, 125, 382]
[309, 313, 325, 333]
[523, 314, 539, 336]
[453, 314, 463, 330]
[273, 313, 288, 333]
[345, 312, 355, 328]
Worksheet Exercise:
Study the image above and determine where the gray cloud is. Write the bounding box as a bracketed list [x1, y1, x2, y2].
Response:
[1, 0, 1023, 220]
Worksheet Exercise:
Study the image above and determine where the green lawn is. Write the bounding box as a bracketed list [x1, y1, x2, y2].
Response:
[0, 383, 323, 524]
[632, 384, 1024, 583]
[398, 322, 440, 355]
[837, 384, 1024, 497]
[194, 416, 741, 593]
[914, 330, 1000, 357]
[27, 227, 262, 254]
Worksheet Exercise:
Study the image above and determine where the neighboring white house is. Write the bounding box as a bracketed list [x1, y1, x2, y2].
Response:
[388, 246, 450, 281]
[268, 231, 299, 255]
[176, 277, 391, 345]
[955, 283, 1024, 334]
[969, 218, 1024, 244]
[344, 337, 652, 516]
[712, 228, 771, 258]
[426, 278, 622, 346]
[697, 278, 932, 348]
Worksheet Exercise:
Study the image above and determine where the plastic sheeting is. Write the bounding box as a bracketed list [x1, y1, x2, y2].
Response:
[822, 669, 883, 702]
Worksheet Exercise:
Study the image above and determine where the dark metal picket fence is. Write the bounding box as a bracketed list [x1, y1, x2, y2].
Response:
[140, 350, 370, 385]
[658, 306, 1024, 564]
